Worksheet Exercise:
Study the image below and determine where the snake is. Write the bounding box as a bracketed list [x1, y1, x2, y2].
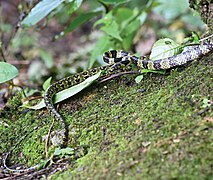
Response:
[44, 35, 213, 147]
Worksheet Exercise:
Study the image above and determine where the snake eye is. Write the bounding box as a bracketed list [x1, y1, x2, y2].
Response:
[104, 51, 111, 57]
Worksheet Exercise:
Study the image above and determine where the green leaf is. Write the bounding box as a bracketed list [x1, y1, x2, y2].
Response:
[68, 0, 83, 13]
[135, 75, 143, 84]
[122, 20, 140, 50]
[191, 32, 200, 44]
[182, 32, 200, 45]
[94, 11, 113, 27]
[149, 38, 181, 60]
[124, 19, 140, 36]
[22, 99, 45, 110]
[53, 148, 62, 156]
[116, 8, 133, 26]
[65, 12, 100, 33]
[89, 36, 112, 68]
[100, 21, 123, 41]
[40, 49, 54, 68]
[23, 71, 102, 109]
[61, 147, 74, 155]
[0, 62, 19, 83]
[99, 0, 128, 4]
[43, 77, 52, 91]
[94, 11, 123, 45]
[55, 11, 100, 40]
[53, 147, 74, 156]
[140, 69, 166, 74]
[21, 0, 65, 27]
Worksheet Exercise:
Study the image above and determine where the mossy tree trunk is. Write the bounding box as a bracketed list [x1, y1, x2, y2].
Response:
[0, 1, 212, 179]
[189, 0, 213, 33]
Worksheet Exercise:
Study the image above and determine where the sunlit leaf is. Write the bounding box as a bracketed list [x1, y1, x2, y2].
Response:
[43, 77, 52, 91]
[23, 71, 102, 109]
[0, 62, 19, 83]
[21, 0, 65, 27]
[135, 75, 143, 84]
[149, 38, 181, 60]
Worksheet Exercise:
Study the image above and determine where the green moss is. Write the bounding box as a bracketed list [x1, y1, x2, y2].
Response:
[52, 53, 212, 179]
[0, 52, 212, 178]
[0, 91, 50, 165]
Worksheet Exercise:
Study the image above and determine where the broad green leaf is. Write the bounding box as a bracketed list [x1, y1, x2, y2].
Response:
[116, 8, 140, 31]
[21, 0, 65, 27]
[116, 8, 133, 25]
[94, 11, 113, 27]
[43, 77, 52, 91]
[100, 21, 123, 41]
[122, 20, 140, 50]
[55, 11, 100, 39]
[0, 62, 19, 83]
[89, 36, 111, 68]
[149, 38, 181, 60]
[65, 12, 99, 33]
[124, 19, 140, 35]
[23, 71, 102, 109]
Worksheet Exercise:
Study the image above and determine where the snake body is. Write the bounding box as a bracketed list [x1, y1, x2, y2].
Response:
[44, 63, 133, 147]
[44, 35, 213, 147]
[103, 36, 213, 70]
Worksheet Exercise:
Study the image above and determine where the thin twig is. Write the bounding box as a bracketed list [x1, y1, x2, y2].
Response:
[45, 118, 55, 158]
[98, 71, 139, 83]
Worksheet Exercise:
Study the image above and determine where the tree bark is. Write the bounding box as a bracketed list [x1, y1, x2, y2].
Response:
[189, 0, 213, 32]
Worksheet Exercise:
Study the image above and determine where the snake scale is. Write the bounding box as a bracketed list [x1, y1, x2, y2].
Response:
[44, 35, 213, 147]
